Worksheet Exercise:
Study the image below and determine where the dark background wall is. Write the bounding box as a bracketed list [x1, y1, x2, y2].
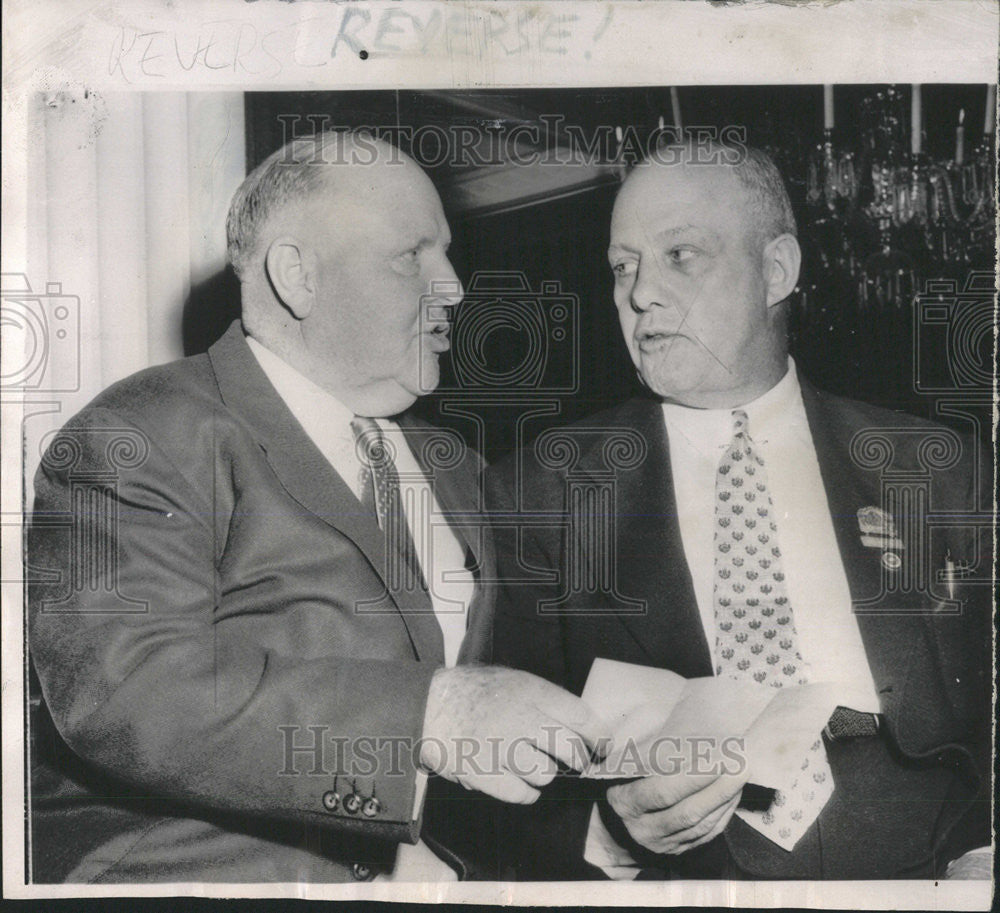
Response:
[184, 86, 995, 463]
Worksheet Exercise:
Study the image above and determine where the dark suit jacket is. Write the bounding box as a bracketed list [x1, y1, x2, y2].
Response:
[28, 320, 497, 883]
[486, 381, 991, 880]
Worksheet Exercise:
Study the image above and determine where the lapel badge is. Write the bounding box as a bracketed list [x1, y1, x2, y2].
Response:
[858, 506, 904, 551]
[858, 506, 897, 537]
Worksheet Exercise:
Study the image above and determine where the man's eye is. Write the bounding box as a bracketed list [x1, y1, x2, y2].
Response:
[612, 261, 637, 278]
[668, 248, 696, 264]
[392, 249, 421, 273]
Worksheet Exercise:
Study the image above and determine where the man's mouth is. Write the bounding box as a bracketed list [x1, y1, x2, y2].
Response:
[425, 323, 451, 353]
[636, 329, 684, 353]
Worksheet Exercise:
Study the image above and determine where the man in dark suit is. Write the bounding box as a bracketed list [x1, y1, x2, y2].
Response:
[487, 142, 992, 880]
[28, 132, 605, 883]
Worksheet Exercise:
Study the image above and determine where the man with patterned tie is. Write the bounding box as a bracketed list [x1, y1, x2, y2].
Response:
[486, 141, 991, 880]
[28, 132, 607, 883]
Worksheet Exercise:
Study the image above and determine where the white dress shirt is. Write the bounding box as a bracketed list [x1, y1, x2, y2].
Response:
[586, 359, 881, 877]
[247, 336, 472, 881]
[661, 359, 879, 707]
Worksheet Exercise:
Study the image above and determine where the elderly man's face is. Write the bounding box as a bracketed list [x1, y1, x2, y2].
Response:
[303, 160, 462, 416]
[608, 162, 785, 408]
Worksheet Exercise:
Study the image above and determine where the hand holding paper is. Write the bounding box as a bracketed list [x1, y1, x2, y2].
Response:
[581, 659, 846, 851]
[606, 767, 748, 856]
[421, 665, 611, 805]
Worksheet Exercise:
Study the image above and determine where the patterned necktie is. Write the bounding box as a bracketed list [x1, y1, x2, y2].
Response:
[712, 409, 833, 851]
[350, 417, 427, 594]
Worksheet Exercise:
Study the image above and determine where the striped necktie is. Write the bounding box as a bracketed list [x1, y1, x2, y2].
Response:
[351, 416, 427, 594]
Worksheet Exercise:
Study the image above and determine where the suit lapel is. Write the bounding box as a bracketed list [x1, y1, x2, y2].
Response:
[799, 380, 923, 723]
[208, 322, 443, 663]
[580, 399, 713, 677]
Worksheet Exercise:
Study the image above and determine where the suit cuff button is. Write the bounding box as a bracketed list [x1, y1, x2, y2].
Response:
[351, 862, 373, 881]
[362, 797, 382, 818]
[344, 792, 363, 815]
[321, 790, 340, 812]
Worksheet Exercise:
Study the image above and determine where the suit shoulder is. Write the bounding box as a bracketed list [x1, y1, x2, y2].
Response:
[36, 355, 225, 504]
[808, 386, 944, 432]
[560, 396, 661, 431]
[807, 386, 976, 452]
[49, 356, 226, 478]
[805, 384, 984, 484]
[63, 355, 218, 433]
[487, 397, 658, 492]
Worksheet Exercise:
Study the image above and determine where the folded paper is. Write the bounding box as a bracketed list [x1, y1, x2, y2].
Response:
[580, 658, 845, 849]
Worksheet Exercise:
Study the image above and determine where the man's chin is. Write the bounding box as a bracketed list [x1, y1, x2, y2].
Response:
[415, 357, 441, 397]
[638, 359, 703, 403]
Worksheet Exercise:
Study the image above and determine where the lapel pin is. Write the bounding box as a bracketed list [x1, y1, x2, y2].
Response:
[858, 505, 897, 537]
[881, 552, 902, 571]
[942, 550, 972, 599]
[858, 506, 904, 551]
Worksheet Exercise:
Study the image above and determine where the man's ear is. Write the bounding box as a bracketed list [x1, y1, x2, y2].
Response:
[264, 236, 315, 320]
[762, 233, 802, 308]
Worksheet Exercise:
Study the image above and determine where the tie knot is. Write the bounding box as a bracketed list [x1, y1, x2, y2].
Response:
[350, 415, 381, 439]
[351, 416, 392, 469]
[731, 409, 749, 437]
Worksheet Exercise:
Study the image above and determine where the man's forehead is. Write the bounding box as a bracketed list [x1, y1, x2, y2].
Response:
[611, 163, 747, 235]
[309, 154, 441, 205]
[310, 153, 432, 199]
[620, 161, 740, 206]
[304, 162, 446, 244]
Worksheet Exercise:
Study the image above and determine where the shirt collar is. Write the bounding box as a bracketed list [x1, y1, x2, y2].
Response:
[246, 335, 358, 446]
[660, 357, 805, 452]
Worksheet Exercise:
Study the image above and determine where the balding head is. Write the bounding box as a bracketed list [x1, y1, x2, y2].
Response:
[227, 132, 416, 281]
[626, 139, 797, 254]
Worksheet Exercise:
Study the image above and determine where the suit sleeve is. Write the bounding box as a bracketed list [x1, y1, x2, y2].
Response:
[29, 407, 433, 844]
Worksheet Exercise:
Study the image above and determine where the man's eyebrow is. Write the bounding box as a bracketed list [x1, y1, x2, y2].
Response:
[394, 232, 435, 253]
[654, 223, 713, 240]
[407, 224, 451, 251]
[608, 223, 715, 259]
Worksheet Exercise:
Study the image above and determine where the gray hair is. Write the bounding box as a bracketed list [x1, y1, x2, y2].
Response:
[632, 139, 797, 246]
[226, 130, 386, 280]
[729, 145, 797, 243]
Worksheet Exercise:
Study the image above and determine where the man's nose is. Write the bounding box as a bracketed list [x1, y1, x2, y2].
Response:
[629, 260, 671, 314]
[429, 255, 464, 307]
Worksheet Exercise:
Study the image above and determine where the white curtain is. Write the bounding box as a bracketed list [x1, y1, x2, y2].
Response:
[19, 91, 246, 502]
